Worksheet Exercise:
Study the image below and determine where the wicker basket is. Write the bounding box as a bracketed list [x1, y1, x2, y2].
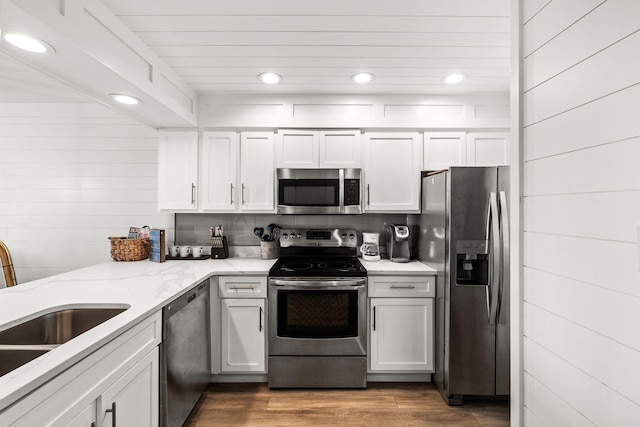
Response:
[108, 237, 150, 261]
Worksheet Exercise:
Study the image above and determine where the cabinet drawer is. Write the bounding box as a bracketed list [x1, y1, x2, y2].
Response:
[368, 275, 435, 298]
[218, 276, 267, 298]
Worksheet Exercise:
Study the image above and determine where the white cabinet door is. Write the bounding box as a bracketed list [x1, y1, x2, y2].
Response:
[65, 401, 96, 427]
[275, 129, 319, 168]
[221, 298, 266, 373]
[370, 298, 433, 372]
[99, 347, 159, 427]
[319, 130, 362, 168]
[240, 132, 275, 212]
[364, 133, 422, 212]
[158, 131, 199, 210]
[423, 132, 467, 170]
[201, 131, 239, 211]
[276, 129, 362, 168]
[466, 132, 510, 166]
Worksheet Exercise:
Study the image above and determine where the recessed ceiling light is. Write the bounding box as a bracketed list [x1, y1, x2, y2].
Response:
[3, 33, 53, 54]
[351, 73, 374, 84]
[443, 73, 466, 84]
[109, 94, 142, 105]
[259, 72, 282, 84]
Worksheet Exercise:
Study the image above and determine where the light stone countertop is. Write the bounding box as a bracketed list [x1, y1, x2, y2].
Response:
[0, 257, 275, 410]
[360, 259, 437, 275]
[0, 256, 435, 410]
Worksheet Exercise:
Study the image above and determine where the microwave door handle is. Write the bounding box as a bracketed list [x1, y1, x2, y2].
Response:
[486, 192, 500, 325]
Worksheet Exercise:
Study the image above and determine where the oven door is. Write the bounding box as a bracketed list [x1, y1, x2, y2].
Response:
[268, 278, 367, 356]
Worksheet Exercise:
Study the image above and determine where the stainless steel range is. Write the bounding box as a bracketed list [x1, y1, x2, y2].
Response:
[268, 228, 367, 388]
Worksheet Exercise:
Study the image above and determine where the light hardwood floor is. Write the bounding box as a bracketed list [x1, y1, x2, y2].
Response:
[184, 383, 510, 426]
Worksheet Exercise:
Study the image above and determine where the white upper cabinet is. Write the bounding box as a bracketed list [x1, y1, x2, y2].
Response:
[466, 132, 510, 166]
[200, 132, 239, 211]
[276, 129, 362, 168]
[423, 131, 510, 170]
[158, 131, 199, 210]
[423, 132, 467, 171]
[363, 133, 422, 213]
[275, 130, 319, 168]
[319, 130, 363, 168]
[240, 132, 275, 212]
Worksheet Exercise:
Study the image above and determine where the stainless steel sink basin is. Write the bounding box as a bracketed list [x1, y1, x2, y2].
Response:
[0, 306, 128, 377]
[0, 307, 127, 346]
[0, 348, 50, 377]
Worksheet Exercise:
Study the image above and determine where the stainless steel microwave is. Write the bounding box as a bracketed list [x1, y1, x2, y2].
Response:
[276, 168, 362, 214]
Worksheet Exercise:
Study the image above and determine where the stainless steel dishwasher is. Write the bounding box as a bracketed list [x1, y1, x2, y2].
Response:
[160, 280, 210, 427]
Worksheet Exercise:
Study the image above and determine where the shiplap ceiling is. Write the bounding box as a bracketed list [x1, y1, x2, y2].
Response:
[101, 0, 511, 95]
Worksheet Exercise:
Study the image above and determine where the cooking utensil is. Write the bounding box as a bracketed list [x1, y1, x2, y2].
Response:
[271, 227, 280, 241]
[265, 224, 280, 242]
[254, 227, 264, 239]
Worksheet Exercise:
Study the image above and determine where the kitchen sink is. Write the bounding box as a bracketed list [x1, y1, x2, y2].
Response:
[0, 307, 127, 346]
[0, 348, 51, 377]
[0, 306, 128, 377]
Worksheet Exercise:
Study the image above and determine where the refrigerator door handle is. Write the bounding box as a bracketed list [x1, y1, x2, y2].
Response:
[487, 192, 500, 325]
[498, 190, 510, 321]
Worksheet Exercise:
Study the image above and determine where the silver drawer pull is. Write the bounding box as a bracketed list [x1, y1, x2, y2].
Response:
[390, 285, 416, 289]
[231, 285, 256, 290]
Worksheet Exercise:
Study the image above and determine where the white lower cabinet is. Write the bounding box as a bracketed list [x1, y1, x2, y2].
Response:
[221, 299, 266, 373]
[99, 347, 159, 427]
[368, 275, 435, 373]
[0, 312, 162, 427]
[65, 401, 96, 427]
[217, 276, 267, 374]
[369, 298, 433, 372]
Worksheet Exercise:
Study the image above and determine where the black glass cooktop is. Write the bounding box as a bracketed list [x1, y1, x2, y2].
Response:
[269, 256, 367, 277]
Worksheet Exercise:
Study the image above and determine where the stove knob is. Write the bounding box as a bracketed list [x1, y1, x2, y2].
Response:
[282, 233, 289, 239]
[349, 233, 356, 240]
[297, 233, 302, 239]
[341, 233, 347, 240]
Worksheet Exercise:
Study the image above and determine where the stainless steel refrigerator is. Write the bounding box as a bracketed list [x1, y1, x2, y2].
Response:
[419, 166, 509, 405]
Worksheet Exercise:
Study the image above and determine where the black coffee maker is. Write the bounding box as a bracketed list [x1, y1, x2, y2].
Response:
[386, 224, 410, 262]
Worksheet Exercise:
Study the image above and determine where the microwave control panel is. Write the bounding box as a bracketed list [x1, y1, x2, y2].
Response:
[344, 179, 361, 206]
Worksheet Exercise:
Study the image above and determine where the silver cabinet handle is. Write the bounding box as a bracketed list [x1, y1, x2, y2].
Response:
[231, 285, 255, 290]
[390, 285, 416, 289]
[105, 402, 117, 427]
[241, 184, 246, 205]
[191, 183, 196, 205]
[366, 184, 370, 205]
[259, 306, 263, 331]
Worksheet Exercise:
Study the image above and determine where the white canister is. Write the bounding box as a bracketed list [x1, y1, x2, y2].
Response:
[360, 232, 381, 261]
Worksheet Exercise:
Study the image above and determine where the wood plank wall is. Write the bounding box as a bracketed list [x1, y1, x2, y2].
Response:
[0, 103, 171, 284]
[522, 0, 640, 424]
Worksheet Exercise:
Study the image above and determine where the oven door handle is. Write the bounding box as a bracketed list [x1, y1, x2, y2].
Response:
[269, 278, 366, 288]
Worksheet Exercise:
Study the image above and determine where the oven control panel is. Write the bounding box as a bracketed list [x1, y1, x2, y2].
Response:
[279, 228, 357, 247]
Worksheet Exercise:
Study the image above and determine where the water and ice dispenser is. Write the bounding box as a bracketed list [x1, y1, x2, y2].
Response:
[455, 240, 489, 285]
